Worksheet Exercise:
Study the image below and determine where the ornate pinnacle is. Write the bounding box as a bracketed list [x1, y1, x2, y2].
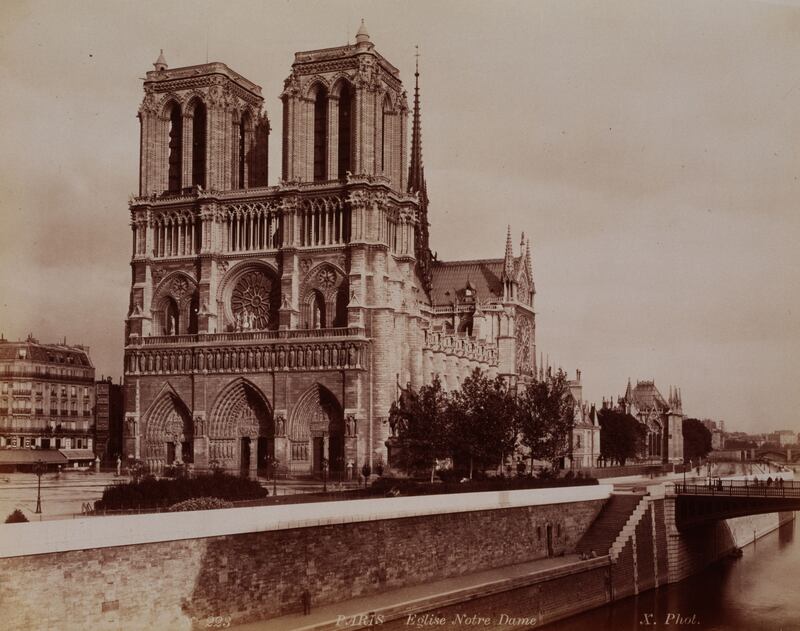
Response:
[503, 225, 515, 280]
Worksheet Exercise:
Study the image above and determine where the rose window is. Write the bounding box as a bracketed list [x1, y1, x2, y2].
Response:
[232, 271, 274, 330]
[317, 268, 336, 289]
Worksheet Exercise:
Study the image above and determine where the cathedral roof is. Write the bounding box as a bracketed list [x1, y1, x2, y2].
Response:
[626, 380, 669, 412]
[430, 259, 504, 305]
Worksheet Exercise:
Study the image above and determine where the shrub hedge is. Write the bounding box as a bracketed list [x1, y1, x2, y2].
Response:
[369, 475, 598, 497]
[169, 497, 234, 512]
[94, 472, 268, 510]
[5, 509, 28, 523]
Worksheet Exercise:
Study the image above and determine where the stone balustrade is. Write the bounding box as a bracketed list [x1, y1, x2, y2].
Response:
[129, 327, 365, 347]
[424, 330, 498, 366]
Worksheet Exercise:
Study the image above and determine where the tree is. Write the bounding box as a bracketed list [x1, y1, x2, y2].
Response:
[5, 509, 28, 523]
[449, 369, 518, 478]
[597, 408, 646, 466]
[516, 369, 575, 467]
[388, 376, 451, 480]
[683, 418, 712, 462]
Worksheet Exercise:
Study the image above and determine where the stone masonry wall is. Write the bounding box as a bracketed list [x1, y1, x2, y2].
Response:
[0, 499, 604, 631]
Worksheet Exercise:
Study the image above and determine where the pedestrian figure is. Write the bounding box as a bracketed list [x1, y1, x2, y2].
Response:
[301, 589, 311, 615]
[767, 476, 773, 487]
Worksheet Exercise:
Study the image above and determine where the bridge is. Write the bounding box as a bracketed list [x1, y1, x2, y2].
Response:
[674, 479, 800, 528]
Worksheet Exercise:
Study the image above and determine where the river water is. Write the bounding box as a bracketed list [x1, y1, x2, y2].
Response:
[542, 515, 800, 631]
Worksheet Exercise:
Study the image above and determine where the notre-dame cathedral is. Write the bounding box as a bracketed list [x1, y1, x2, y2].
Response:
[122, 23, 536, 477]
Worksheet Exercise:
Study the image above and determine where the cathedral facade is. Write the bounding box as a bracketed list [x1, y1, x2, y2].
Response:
[122, 24, 536, 477]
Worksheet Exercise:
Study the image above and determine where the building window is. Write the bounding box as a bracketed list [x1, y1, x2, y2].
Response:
[313, 86, 328, 181]
[238, 113, 250, 188]
[167, 102, 183, 193]
[337, 83, 352, 179]
[191, 100, 207, 187]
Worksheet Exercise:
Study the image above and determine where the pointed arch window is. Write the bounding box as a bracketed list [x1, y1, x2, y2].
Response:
[191, 101, 207, 188]
[304, 290, 326, 329]
[313, 87, 328, 181]
[167, 103, 183, 193]
[165, 297, 180, 335]
[381, 95, 392, 174]
[333, 287, 348, 328]
[337, 83, 353, 179]
[237, 111, 254, 189]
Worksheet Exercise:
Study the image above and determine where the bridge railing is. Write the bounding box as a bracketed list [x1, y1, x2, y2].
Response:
[675, 479, 800, 498]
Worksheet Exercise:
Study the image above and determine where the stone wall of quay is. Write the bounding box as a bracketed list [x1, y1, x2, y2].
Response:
[0, 487, 609, 631]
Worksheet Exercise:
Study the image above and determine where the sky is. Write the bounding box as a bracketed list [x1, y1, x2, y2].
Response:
[0, 0, 798, 434]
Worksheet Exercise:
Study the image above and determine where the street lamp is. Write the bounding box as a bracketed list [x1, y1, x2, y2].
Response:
[271, 458, 278, 497]
[33, 459, 45, 514]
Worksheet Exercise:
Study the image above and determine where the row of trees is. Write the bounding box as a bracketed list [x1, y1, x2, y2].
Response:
[388, 368, 575, 479]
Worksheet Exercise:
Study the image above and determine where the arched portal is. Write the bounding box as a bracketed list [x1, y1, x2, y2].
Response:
[208, 379, 274, 477]
[143, 390, 194, 473]
[288, 384, 345, 475]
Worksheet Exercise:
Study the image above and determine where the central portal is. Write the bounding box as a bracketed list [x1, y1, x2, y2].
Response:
[207, 379, 275, 478]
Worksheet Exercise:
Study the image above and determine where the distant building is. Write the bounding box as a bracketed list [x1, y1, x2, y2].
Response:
[564, 370, 600, 469]
[711, 430, 724, 450]
[770, 430, 795, 447]
[94, 377, 124, 462]
[0, 335, 95, 454]
[603, 379, 685, 464]
[701, 419, 717, 432]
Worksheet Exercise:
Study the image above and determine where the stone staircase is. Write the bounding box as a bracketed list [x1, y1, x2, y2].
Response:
[609, 495, 651, 561]
[575, 493, 645, 556]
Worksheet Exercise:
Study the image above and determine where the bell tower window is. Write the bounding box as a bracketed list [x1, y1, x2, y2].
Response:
[313, 87, 328, 181]
[337, 83, 352, 179]
[191, 101, 206, 188]
[167, 103, 182, 193]
[239, 117, 246, 188]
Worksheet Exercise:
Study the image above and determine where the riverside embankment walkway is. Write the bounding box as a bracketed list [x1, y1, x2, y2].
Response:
[231, 553, 605, 631]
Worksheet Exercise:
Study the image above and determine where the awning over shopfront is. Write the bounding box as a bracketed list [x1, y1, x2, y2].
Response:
[59, 449, 97, 463]
[0, 449, 68, 465]
[0, 449, 69, 471]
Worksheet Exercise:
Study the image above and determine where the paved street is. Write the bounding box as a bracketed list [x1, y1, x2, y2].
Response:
[0, 471, 364, 522]
[0, 471, 117, 521]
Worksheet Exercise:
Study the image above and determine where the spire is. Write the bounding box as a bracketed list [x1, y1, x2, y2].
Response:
[524, 237, 533, 286]
[502, 225, 515, 280]
[408, 45, 426, 196]
[407, 45, 434, 295]
[355, 19, 370, 44]
[153, 49, 168, 72]
[625, 377, 633, 400]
